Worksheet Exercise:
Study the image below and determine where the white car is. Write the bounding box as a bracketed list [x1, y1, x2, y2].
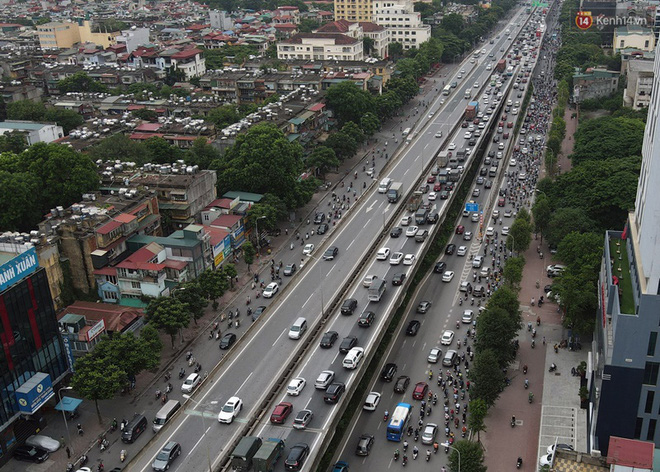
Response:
[287, 377, 306, 396]
[442, 271, 455, 282]
[473, 82, 479, 88]
[400, 216, 412, 226]
[510, 159, 517, 166]
[518, 172, 527, 181]
[25, 435, 60, 452]
[428, 348, 442, 363]
[502, 226, 510, 235]
[435, 131, 443, 138]
[462, 310, 474, 323]
[217, 396, 243, 423]
[315, 370, 335, 389]
[376, 247, 391, 260]
[403, 254, 416, 266]
[428, 192, 437, 201]
[464, 132, 472, 139]
[457, 246, 467, 256]
[448, 142, 456, 150]
[390, 252, 404, 265]
[512, 108, 519, 115]
[485, 226, 494, 236]
[303, 244, 314, 256]
[441, 330, 455, 345]
[405, 225, 419, 237]
[363, 274, 378, 287]
[262, 282, 279, 298]
[363, 392, 381, 411]
[181, 373, 201, 393]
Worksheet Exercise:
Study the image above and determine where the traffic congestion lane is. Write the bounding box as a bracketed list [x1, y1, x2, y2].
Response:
[132, 11, 531, 472]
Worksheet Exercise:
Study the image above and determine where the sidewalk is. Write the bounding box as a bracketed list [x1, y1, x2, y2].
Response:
[36, 65, 456, 472]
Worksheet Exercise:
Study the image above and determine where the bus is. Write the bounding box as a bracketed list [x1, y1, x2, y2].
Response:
[442, 85, 451, 96]
[387, 403, 412, 441]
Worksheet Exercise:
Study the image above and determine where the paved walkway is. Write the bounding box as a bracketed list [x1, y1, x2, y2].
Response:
[33, 66, 456, 472]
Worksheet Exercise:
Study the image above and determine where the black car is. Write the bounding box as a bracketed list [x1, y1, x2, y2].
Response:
[417, 301, 432, 314]
[392, 273, 406, 286]
[324, 382, 346, 404]
[439, 190, 450, 199]
[493, 135, 500, 143]
[355, 434, 374, 456]
[283, 263, 297, 276]
[317, 223, 329, 235]
[427, 212, 439, 224]
[394, 375, 410, 393]
[13, 445, 49, 463]
[320, 330, 338, 348]
[152, 441, 182, 471]
[434, 261, 447, 273]
[285, 443, 310, 471]
[381, 363, 398, 381]
[251, 305, 266, 321]
[468, 139, 476, 146]
[358, 311, 375, 328]
[390, 227, 403, 238]
[406, 320, 421, 336]
[313, 213, 325, 224]
[479, 167, 488, 176]
[323, 246, 339, 260]
[341, 298, 358, 315]
[339, 335, 358, 353]
[445, 244, 456, 255]
[484, 180, 493, 189]
[219, 332, 237, 349]
[488, 151, 495, 158]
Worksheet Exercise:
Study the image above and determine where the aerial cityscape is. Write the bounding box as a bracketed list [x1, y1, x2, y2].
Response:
[0, 0, 654, 471]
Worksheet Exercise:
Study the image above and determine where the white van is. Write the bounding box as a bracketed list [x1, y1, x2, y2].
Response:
[288, 317, 307, 340]
[342, 347, 364, 369]
[378, 178, 393, 194]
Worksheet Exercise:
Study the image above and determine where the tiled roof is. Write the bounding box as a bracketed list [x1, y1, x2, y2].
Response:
[359, 21, 385, 32]
[316, 19, 353, 33]
[171, 48, 202, 59]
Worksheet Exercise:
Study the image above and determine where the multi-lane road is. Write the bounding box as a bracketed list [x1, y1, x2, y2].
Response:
[128, 6, 538, 472]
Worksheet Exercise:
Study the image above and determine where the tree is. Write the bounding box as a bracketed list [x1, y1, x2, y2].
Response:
[508, 217, 532, 253]
[71, 354, 125, 423]
[360, 112, 381, 135]
[224, 263, 238, 289]
[557, 232, 603, 275]
[468, 398, 488, 442]
[531, 195, 551, 241]
[553, 270, 598, 333]
[212, 124, 305, 209]
[131, 108, 159, 122]
[307, 146, 339, 176]
[143, 136, 182, 164]
[487, 286, 521, 329]
[572, 116, 644, 164]
[397, 58, 423, 80]
[0, 132, 28, 153]
[89, 134, 148, 164]
[449, 440, 487, 472]
[174, 282, 208, 324]
[545, 207, 597, 249]
[7, 99, 46, 121]
[325, 131, 357, 160]
[44, 108, 84, 134]
[0, 170, 42, 231]
[101, 332, 160, 378]
[243, 241, 256, 271]
[363, 37, 375, 56]
[502, 255, 525, 290]
[442, 13, 465, 35]
[145, 297, 191, 347]
[469, 349, 505, 407]
[247, 194, 288, 230]
[341, 121, 365, 145]
[324, 82, 376, 125]
[57, 72, 108, 93]
[197, 268, 229, 302]
[139, 324, 163, 357]
[388, 41, 404, 59]
[185, 137, 221, 169]
[164, 66, 186, 86]
[475, 307, 519, 368]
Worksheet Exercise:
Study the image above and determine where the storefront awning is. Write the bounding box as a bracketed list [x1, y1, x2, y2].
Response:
[54, 396, 82, 412]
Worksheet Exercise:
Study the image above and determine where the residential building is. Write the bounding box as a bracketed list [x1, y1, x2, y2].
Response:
[315, 19, 389, 58]
[373, 0, 431, 50]
[115, 26, 150, 54]
[210, 10, 232, 30]
[170, 48, 207, 79]
[334, 0, 374, 22]
[277, 33, 364, 61]
[591, 41, 660, 454]
[572, 68, 619, 102]
[0, 249, 69, 468]
[614, 26, 656, 53]
[37, 20, 120, 50]
[624, 59, 654, 110]
[0, 121, 64, 144]
[360, 22, 389, 58]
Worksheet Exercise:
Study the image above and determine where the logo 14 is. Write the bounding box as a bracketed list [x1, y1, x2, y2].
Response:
[576, 11, 593, 30]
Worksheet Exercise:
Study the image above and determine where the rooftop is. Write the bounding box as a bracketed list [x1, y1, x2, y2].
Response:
[609, 236, 634, 314]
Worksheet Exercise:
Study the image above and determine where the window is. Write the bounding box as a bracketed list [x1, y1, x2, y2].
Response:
[131, 281, 141, 289]
[644, 362, 659, 385]
[635, 417, 644, 438]
[646, 390, 655, 413]
[648, 419, 656, 441]
[649, 332, 658, 356]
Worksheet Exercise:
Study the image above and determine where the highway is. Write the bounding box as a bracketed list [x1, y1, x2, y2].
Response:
[128, 7, 534, 472]
[331, 11, 550, 472]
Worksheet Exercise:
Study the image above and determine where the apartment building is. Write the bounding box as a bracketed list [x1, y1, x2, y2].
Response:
[373, 0, 431, 50]
[624, 58, 654, 110]
[614, 26, 656, 53]
[334, 0, 375, 22]
[277, 33, 364, 61]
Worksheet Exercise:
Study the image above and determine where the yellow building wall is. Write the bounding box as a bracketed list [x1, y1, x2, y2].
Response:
[37, 20, 118, 49]
[79, 21, 119, 49]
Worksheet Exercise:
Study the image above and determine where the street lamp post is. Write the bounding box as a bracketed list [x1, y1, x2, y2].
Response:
[183, 395, 217, 472]
[441, 442, 461, 472]
[255, 215, 267, 256]
[58, 386, 73, 453]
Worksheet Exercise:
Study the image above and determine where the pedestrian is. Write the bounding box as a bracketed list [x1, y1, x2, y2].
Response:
[77, 423, 84, 436]
[66, 446, 71, 458]
[285, 228, 288, 236]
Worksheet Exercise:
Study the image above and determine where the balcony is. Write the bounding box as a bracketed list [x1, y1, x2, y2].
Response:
[609, 237, 634, 314]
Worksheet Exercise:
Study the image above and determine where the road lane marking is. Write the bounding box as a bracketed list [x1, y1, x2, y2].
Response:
[272, 329, 286, 347]
[302, 292, 314, 308]
[236, 372, 253, 394]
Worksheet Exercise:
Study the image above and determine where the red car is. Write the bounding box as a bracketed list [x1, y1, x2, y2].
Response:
[461, 122, 468, 128]
[433, 182, 443, 192]
[507, 122, 514, 128]
[427, 175, 436, 184]
[501, 114, 508, 121]
[270, 402, 293, 424]
[498, 197, 505, 207]
[412, 382, 429, 400]
[456, 225, 465, 234]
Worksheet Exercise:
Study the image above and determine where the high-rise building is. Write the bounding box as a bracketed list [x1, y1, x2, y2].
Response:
[0, 248, 69, 467]
[590, 40, 660, 455]
[373, 0, 430, 50]
[334, 0, 374, 22]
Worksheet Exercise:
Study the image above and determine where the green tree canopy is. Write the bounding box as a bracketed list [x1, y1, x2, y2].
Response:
[475, 306, 519, 368]
[145, 297, 191, 347]
[174, 281, 209, 324]
[57, 72, 109, 93]
[572, 116, 644, 164]
[325, 131, 357, 161]
[207, 104, 241, 128]
[44, 108, 84, 134]
[469, 348, 505, 407]
[449, 440, 487, 472]
[184, 137, 221, 169]
[306, 146, 339, 177]
[502, 255, 525, 290]
[324, 82, 376, 125]
[507, 216, 532, 253]
[71, 354, 125, 423]
[7, 99, 46, 121]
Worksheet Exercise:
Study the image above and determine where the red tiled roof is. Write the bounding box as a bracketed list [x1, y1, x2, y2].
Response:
[130, 132, 165, 140]
[274, 23, 298, 30]
[205, 198, 234, 210]
[163, 259, 187, 270]
[359, 21, 385, 32]
[127, 104, 146, 111]
[284, 33, 359, 45]
[607, 437, 654, 469]
[171, 48, 202, 59]
[211, 214, 242, 228]
[97, 219, 123, 235]
[308, 102, 325, 112]
[316, 19, 353, 33]
[59, 300, 143, 333]
[203, 225, 230, 246]
[135, 123, 162, 132]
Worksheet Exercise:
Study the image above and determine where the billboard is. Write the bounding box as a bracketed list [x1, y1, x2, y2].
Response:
[0, 248, 39, 292]
[15, 372, 54, 414]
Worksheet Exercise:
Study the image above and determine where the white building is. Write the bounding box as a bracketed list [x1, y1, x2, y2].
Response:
[115, 26, 150, 54]
[277, 33, 364, 61]
[170, 49, 207, 80]
[373, 0, 431, 50]
[614, 25, 656, 53]
[210, 10, 231, 30]
[315, 19, 389, 59]
[0, 121, 64, 144]
[624, 58, 654, 110]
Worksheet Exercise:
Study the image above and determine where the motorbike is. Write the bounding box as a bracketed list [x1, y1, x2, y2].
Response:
[511, 416, 516, 428]
[164, 371, 171, 381]
[402, 455, 408, 466]
[166, 383, 173, 394]
[529, 393, 534, 403]
[394, 450, 400, 461]
[110, 419, 118, 432]
[517, 457, 523, 469]
[531, 339, 535, 349]
[194, 363, 202, 373]
[79, 454, 88, 466]
[99, 438, 109, 451]
[188, 356, 196, 367]
[524, 379, 529, 389]
[120, 449, 127, 462]
[432, 395, 438, 405]
[459, 298, 463, 306]
[178, 368, 185, 379]
[161, 394, 168, 404]
[549, 363, 557, 372]
[67, 463, 74, 472]
[444, 443, 449, 454]
[155, 389, 162, 400]
[426, 450, 431, 462]
[383, 411, 389, 422]
[412, 449, 419, 460]
[186, 351, 193, 361]
[523, 364, 528, 374]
